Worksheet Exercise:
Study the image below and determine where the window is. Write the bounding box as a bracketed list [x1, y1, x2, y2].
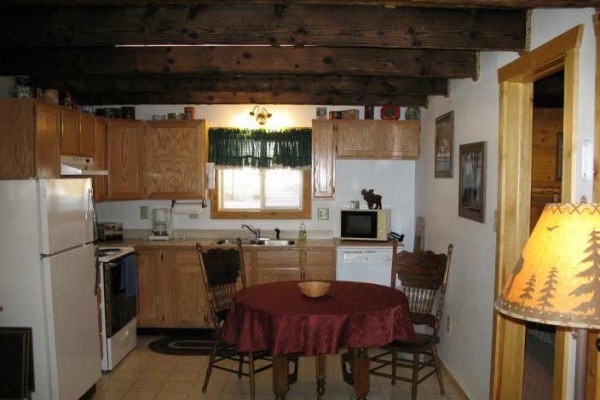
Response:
[208, 127, 312, 219]
[211, 168, 311, 219]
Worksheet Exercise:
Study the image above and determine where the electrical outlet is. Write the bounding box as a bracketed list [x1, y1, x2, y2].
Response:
[317, 208, 329, 220]
[446, 315, 451, 335]
[140, 206, 148, 220]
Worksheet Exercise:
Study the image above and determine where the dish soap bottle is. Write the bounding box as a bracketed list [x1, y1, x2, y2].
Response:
[299, 222, 307, 242]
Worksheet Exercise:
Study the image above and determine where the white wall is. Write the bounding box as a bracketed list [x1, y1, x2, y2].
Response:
[97, 105, 417, 248]
[416, 8, 595, 399]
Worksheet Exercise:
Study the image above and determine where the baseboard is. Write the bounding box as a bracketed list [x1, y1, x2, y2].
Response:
[439, 359, 470, 399]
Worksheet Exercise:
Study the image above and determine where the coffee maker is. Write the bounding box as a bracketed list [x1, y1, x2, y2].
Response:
[149, 208, 172, 240]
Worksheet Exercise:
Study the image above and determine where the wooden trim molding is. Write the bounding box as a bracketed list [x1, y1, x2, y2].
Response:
[497, 25, 583, 83]
[210, 169, 312, 220]
[493, 25, 581, 400]
[589, 12, 600, 400]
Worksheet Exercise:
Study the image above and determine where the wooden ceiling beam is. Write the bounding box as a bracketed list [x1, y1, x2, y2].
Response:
[0, 5, 526, 50]
[35, 75, 448, 95]
[0, 46, 477, 79]
[2, 1, 598, 9]
[77, 90, 430, 106]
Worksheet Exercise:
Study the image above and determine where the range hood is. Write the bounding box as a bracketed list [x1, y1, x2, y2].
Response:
[61, 155, 108, 176]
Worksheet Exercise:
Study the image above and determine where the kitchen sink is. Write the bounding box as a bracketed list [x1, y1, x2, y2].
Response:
[215, 238, 296, 246]
[250, 239, 296, 246]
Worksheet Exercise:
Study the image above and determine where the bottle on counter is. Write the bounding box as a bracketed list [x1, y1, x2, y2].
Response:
[299, 222, 307, 242]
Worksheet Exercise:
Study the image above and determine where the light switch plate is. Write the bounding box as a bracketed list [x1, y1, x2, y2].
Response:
[317, 208, 329, 220]
[140, 206, 148, 220]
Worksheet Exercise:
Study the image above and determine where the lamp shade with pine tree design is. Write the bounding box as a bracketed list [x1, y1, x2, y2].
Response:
[495, 202, 600, 329]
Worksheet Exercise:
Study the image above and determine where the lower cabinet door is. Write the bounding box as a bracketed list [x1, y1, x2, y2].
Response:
[137, 249, 172, 327]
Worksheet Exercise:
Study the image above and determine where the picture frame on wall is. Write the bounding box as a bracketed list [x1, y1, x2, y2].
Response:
[435, 111, 454, 178]
[459, 141, 486, 223]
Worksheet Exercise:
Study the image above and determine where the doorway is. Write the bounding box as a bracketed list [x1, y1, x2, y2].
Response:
[522, 70, 564, 400]
[492, 25, 581, 400]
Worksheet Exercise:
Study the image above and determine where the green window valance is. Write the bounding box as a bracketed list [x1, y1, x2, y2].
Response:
[208, 128, 312, 169]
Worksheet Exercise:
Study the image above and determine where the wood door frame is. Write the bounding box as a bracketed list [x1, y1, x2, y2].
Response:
[492, 25, 582, 400]
[590, 12, 600, 400]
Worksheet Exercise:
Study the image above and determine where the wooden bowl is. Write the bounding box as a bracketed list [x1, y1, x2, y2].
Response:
[298, 281, 331, 298]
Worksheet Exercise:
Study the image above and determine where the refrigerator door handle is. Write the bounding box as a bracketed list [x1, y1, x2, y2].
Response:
[88, 187, 98, 243]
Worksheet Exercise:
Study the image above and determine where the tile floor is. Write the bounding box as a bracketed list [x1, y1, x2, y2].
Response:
[93, 336, 468, 400]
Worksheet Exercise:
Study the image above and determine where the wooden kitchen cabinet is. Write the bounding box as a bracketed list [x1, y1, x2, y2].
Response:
[304, 248, 336, 280]
[137, 249, 172, 327]
[246, 246, 335, 284]
[251, 249, 302, 285]
[169, 249, 209, 327]
[143, 120, 206, 199]
[106, 119, 145, 200]
[335, 120, 379, 158]
[60, 108, 80, 156]
[0, 98, 60, 179]
[79, 113, 96, 158]
[93, 117, 108, 202]
[137, 247, 210, 328]
[311, 120, 336, 199]
[378, 120, 420, 159]
[322, 119, 420, 160]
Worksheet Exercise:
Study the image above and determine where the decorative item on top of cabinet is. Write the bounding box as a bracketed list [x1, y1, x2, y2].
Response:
[361, 189, 383, 210]
[0, 98, 60, 179]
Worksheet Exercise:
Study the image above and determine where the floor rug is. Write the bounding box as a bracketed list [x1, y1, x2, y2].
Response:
[148, 336, 214, 356]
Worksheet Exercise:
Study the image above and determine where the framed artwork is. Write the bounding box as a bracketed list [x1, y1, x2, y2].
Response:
[459, 141, 486, 223]
[316, 107, 327, 120]
[435, 111, 454, 178]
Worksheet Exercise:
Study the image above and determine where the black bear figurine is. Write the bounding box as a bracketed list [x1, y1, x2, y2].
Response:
[361, 189, 382, 210]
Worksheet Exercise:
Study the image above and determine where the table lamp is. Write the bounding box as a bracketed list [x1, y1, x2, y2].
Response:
[495, 200, 600, 400]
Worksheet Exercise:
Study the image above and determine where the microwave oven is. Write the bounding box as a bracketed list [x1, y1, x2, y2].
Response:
[340, 209, 391, 241]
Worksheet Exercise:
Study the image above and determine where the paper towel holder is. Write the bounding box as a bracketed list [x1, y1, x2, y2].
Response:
[171, 199, 207, 208]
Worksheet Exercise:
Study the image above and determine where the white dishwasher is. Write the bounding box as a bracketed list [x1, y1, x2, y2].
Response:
[336, 246, 395, 286]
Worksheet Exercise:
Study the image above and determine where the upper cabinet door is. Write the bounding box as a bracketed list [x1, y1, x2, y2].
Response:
[93, 117, 107, 202]
[379, 120, 420, 159]
[312, 120, 336, 199]
[60, 109, 79, 156]
[143, 120, 205, 199]
[79, 114, 95, 158]
[335, 120, 379, 159]
[35, 102, 61, 178]
[106, 119, 145, 200]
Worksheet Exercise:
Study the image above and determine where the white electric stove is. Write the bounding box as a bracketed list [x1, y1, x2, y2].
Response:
[97, 246, 138, 371]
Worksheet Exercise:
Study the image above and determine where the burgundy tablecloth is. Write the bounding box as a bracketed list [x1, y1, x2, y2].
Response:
[220, 280, 415, 356]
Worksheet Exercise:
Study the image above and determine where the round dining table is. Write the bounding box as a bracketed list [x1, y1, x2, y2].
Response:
[220, 280, 415, 400]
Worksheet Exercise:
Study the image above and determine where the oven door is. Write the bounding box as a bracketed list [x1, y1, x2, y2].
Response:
[104, 260, 137, 337]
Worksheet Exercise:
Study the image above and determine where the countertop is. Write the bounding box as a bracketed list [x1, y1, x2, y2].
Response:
[103, 238, 336, 250]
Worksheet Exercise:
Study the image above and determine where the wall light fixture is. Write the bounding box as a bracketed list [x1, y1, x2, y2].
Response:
[249, 106, 272, 125]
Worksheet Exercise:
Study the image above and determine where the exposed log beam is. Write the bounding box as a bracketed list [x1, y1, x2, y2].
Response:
[0, 5, 526, 51]
[34, 75, 448, 95]
[2, 1, 598, 9]
[0, 47, 477, 78]
[77, 90, 429, 106]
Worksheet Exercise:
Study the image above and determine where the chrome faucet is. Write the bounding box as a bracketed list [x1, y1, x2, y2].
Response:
[241, 224, 261, 238]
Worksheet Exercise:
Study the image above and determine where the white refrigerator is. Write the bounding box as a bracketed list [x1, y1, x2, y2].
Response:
[0, 178, 101, 400]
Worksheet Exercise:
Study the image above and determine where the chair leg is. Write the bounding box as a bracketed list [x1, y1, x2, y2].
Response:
[411, 351, 419, 400]
[391, 349, 397, 385]
[431, 345, 446, 394]
[248, 352, 256, 400]
[238, 353, 244, 378]
[202, 337, 220, 393]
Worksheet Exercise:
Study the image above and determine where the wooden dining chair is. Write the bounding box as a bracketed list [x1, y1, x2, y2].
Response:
[196, 239, 271, 400]
[369, 240, 454, 400]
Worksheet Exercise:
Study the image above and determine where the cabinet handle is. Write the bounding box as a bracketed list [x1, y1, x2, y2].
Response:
[160, 252, 163, 262]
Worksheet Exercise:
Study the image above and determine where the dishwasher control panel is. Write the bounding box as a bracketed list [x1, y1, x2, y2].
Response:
[338, 248, 393, 264]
